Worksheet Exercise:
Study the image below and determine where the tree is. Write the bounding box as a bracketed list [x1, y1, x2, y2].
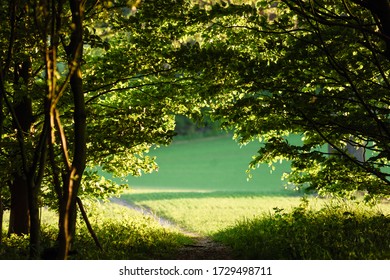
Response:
[0, 0, 196, 259]
[0, 0, 46, 257]
[172, 0, 390, 200]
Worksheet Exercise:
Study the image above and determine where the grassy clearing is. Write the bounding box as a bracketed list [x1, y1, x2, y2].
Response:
[120, 190, 321, 235]
[1, 202, 191, 259]
[121, 188, 390, 259]
[120, 135, 307, 234]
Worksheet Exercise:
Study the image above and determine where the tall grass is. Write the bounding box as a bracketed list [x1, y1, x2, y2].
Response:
[0, 202, 191, 259]
[214, 198, 390, 259]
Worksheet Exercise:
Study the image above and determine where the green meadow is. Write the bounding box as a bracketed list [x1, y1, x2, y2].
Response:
[119, 135, 302, 234]
[126, 134, 294, 193]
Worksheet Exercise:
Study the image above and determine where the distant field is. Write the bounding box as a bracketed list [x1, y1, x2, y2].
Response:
[126, 134, 295, 195]
[120, 135, 306, 234]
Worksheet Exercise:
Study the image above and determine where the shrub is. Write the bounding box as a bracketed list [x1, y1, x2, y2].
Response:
[214, 198, 390, 259]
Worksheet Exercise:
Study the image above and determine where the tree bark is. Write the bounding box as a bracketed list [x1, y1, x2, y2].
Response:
[57, 0, 86, 260]
[8, 59, 33, 236]
[8, 177, 30, 235]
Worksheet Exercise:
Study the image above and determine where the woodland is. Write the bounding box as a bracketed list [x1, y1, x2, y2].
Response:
[1, 0, 390, 259]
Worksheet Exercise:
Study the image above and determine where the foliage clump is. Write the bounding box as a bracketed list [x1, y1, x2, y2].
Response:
[214, 198, 390, 259]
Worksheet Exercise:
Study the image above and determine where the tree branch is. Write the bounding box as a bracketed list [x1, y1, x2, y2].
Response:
[76, 197, 103, 251]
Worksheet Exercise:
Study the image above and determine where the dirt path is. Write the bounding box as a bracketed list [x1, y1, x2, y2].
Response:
[110, 198, 233, 260]
[175, 234, 233, 260]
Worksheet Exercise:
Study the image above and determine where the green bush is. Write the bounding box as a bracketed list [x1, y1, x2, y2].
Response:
[214, 198, 390, 259]
[0, 233, 30, 260]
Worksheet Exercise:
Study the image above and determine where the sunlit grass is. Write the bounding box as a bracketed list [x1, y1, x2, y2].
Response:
[1, 202, 191, 259]
[124, 135, 293, 193]
[4, 132, 390, 259]
[120, 189, 321, 234]
[120, 189, 390, 236]
[3, 193, 390, 259]
[118, 135, 310, 234]
[73, 202, 191, 259]
[119, 189, 390, 259]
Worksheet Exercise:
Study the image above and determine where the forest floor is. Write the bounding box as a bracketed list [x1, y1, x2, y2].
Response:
[110, 198, 233, 260]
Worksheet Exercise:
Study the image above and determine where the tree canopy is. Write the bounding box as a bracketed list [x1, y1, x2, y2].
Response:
[173, 0, 390, 200]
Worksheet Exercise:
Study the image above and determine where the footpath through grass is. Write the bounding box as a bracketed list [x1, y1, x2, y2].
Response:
[119, 135, 390, 259]
[120, 190, 390, 259]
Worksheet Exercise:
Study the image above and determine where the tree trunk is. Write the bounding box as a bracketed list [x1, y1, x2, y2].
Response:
[8, 59, 33, 236]
[57, 0, 86, 259]
[58, 175, 79, 259]
[8, 176, 30, 235]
